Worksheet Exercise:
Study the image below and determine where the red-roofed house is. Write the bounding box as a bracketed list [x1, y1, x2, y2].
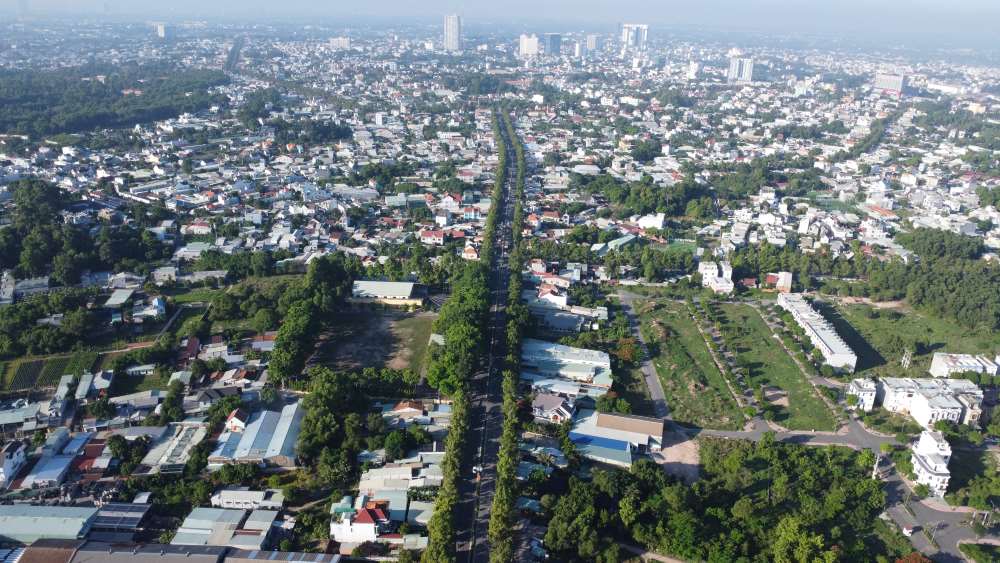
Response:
[226, 409, 250, 433]
[420, 230, 446, 246]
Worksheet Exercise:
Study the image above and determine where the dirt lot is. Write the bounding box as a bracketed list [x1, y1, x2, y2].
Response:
[311, 311, 437, 373]
[655, 431, 700, 484]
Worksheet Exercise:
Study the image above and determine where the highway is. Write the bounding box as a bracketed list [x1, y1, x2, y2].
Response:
[454, 113, 517, 563]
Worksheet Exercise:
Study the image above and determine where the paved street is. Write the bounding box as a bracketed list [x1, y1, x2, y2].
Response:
[617, 290, 670, 419]
[455, 114, 517, 563]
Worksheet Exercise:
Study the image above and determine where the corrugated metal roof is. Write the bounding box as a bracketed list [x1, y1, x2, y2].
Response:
[0, 505, 97, 543]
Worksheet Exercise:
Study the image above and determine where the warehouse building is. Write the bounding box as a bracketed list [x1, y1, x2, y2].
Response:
[569, 410, 665, 468]
[171, 508, 277, 551]
[208, 402, 303, 468]
[349, 281, 425, 307]
[520, 338, 613, 399]
[0, 505, 98, 544]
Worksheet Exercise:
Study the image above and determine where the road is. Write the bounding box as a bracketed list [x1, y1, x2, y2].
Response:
[617, 290, 670, 419]
[454, 113, 517, 563]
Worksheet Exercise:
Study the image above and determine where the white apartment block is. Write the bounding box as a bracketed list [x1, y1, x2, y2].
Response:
[911, 431, 951, 497]
[846, 378, 876, 411]
[697, 261, 734, 294]
[777, 293, 857, 372]
[877, 377, 983, 429]
[928, 353, 998, 378]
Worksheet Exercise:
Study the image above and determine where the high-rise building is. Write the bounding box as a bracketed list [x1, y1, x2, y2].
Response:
[728, 57, 754, 83]
[586, 34, 600, 52]
[573, 41, 587, 59]
[443, 14, 462, 52]
[874, 73, 905, 98]
[543, 33, 562, 56]
[620, 24, 648, 52]
[155, 23, 170, 40]
[519, 34, 540, 59]
[686, 61, 700, 80]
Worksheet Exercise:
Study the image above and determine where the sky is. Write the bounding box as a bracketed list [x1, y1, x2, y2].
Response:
[13, 0, 1000, 46]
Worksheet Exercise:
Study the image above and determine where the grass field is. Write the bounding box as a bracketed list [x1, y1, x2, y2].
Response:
[718, 303, 836, 431]
[833, 302, 1000, 378]
[393, 314, 436, 374]
[638, 300, 742, 429]
[109, 370, 171, 397]
[168, 287, 224, 304]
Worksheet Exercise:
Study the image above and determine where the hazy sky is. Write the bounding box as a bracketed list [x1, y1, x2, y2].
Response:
[14, 0, 1000, 45]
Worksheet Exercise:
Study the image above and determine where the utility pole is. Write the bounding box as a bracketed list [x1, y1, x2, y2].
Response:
[872, 453, 881, 479]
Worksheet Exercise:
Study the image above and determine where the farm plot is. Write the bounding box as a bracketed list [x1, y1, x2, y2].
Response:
[6, 360, 45, 392]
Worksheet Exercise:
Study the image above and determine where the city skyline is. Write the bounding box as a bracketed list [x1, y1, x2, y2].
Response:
[5, 0, 1000, 48]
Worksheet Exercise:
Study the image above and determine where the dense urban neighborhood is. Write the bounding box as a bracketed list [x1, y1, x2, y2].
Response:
[1, 5, 1000, 563]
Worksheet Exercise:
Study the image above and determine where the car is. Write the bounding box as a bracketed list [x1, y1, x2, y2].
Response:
[902, 525, 916, 537]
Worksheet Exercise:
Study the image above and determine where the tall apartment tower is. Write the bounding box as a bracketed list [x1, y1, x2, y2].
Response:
[728, 57, 754, 83]
[620, 24, 648, 52]
[586, 34, 600, 52]
[519, 34, 540, 59]
[543, 33, 562, 56]
[443, 14, 462, 52]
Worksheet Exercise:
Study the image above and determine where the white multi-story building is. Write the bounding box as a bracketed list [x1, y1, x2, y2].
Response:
[911, 431, 951, 496]
[777, 293, 857, 372]
[443, 14, 462, 52]
[619, 24, 648, 52]
[698, 261, 734, 294]
[846, 378, 877, 411]
[728, 57, 754, 83]
[928, 353, 998, 379]
[877, 377, 983, 429]
[0, 441, 26, 490]
[519, 34, 540, 58]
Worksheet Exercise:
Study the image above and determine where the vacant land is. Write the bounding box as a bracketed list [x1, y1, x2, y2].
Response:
[639, 300, 742, 430]
[167, 287, 224, 305]
[618, 365, 656, 418]
[311, 311, 438, 373]
[833, 302, 1000, 378]
[718, 303, 836, 431]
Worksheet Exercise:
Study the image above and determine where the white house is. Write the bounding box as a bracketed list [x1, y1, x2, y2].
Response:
[877, 377, 983, 429]
[0, 441, 27, 489]
[698, 261, 734, 294]
[911, 431, 951, 497]
[330, 504, 388, 544]
[846, 378, 877, 411]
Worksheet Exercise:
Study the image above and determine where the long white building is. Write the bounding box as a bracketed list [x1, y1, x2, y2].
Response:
[928, 353, 998, 378]
[777, 293, 857, 372]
